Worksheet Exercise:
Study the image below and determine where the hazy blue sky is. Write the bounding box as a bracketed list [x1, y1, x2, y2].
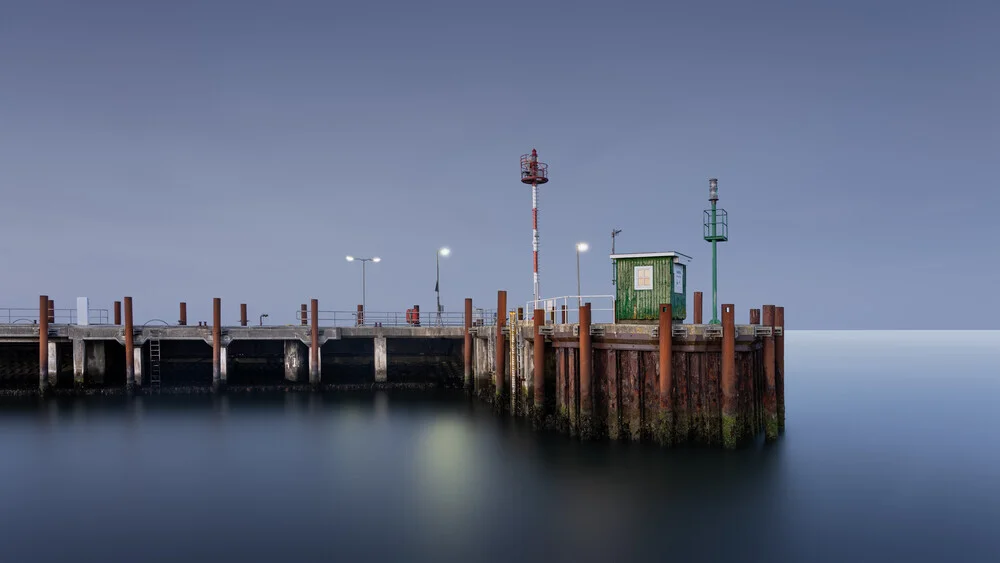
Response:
[1, 0, 997, 328]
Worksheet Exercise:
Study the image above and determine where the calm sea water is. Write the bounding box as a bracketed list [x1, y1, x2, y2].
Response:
[1, 331, 997, 563]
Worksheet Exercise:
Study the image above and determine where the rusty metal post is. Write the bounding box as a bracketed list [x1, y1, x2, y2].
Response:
[178, 302, 187, 326]
[762, 304, 777, 442]
[413, 304, 420, 327]
[310, 299, 320, 387]
[693, 292, 703, 324]
[533, 308, 545, 415]
[749, 308, 760, 325]
[561, 304, 567, 324]
[113, 301, 121, 325]
[517, 307, 524, 321]
[124, 296, 134, 393]
[548, 309, 555, 324]
[300, 304, 307, 326]
[579, 302, 593, 439]
[463, 298, 473, 389]
[240, 303, 248, 327]
[495, 290, 506, 399]
[48, 299, 55, 324]
[357, 304, 364, 327]
[721, 303, 737, 448]
[658, 303, 673, 444]
[775, 305, 785, 434]
[39, 295, 49, 395]
[212, 298, 222, 390]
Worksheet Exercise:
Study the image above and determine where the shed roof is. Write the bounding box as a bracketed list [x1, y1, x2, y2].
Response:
[609, 252, 692, 264]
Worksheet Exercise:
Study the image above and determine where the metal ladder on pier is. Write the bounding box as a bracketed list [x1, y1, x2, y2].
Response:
[149, 330, 162, 392]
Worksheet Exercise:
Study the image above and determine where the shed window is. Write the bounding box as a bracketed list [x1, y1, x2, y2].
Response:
[634, 266, 653, 290]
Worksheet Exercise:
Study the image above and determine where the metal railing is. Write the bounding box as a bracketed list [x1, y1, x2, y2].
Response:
[525, 295, 616, 324]
[301, 309, 498, 328]
[0, 307, 111, 325]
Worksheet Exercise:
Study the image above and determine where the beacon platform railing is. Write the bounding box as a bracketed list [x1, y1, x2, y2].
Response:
[0, 308, 111, 325]
[525, 295, 616, 324]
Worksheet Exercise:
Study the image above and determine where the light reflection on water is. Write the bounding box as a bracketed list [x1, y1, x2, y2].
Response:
[0, 331, 997, 563]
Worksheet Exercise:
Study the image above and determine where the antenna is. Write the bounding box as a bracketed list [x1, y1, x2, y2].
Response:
[611, 228, 622, 285]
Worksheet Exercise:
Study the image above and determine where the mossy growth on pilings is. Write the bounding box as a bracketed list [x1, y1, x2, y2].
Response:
[766, 414, 779, 442]
[722, 414, 739, 450]
[653, 409, 674, 447]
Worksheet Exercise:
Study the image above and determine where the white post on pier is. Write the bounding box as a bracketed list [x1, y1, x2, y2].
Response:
[76, 297, 89, 326]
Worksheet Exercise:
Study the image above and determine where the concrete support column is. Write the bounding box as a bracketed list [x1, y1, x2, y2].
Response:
[763, 304, 778, 441]
[693, 292, 703, 324]
[86, 341, 106, 385]
[133, 346, 143, 387]
[220, 345, 228, 384]
[47, 341, 59, 388]
[284, 341, 305, 382]
[474, 336, 488, 392]
[721, 303, 738, 448]
[775, 306, 785, 433]
[579, 302, 593, 439]
[463, 298, 473, 389]
[73, 339, 85, 387]
[657, 303, 673, 445]
[39, 295, 49, 395]
[374, 336, 387, 383]
[532, 309, 545, 413]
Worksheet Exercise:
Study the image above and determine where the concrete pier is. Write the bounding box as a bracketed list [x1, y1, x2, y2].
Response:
[374, 336, 387, 382]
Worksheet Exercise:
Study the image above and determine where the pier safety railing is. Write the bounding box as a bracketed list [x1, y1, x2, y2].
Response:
[0, 307, 111, 325]
[311, 309, 498, 328]
[526, 295, 616, 324]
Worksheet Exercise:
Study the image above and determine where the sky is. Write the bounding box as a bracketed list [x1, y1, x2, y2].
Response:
[1, 0, 997, 329]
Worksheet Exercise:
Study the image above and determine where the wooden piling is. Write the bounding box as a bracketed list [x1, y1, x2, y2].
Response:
[113, 301, 121, 325]
[310, 299, 320, 386]
[579, 302, 593, 439]
[533, 308, 545, 415]
[495, 290, 506, 401]
[212, 298, 222, 390]
[721, 303, 737, 448]
[762, 304, 777, 442]
[775, 305, 785, 433]
[463, 298, 473, 389]
[693, 292, 703, 324]
[240, 303, 248, 327]
[124, 297, 134, 393]
[39, 295, 49, 395]
[179, 302, 187, 326]
[657, 303, 673, 445]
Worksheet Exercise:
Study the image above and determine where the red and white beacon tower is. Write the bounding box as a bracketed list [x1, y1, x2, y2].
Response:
[520, 148, 549, 306]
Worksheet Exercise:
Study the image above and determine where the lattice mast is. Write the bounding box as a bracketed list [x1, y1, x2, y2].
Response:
[520, 149, 549, 305]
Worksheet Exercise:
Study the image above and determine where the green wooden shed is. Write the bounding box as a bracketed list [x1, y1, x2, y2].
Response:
[610, 252, 691, 323]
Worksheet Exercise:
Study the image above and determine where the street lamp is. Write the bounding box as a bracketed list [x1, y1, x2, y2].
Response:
[576, 242, 589, 307]
[346, 255, 381, 322]
[258, 313, 268, 326]
[436, 247, 450, 326]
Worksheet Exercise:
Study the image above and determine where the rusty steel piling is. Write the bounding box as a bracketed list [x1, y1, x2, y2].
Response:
[179, 302, 187, 326]
[762, 304, 777, 442]
[124, 297, 134, 393]
[579, 302, 593, 439]
[495, 290, 506, 402]
[721, 304, 737, 448]
[775, 305, 785, 433]
[212, 298, 222, 391]
[657, 303, 673, 444]
[693, 292, 703, 324]
[517, 307, 524, 321]
[357, 304, 364, 326]
[463, 298, 473, 389]
[113, 301, 121, 325]
[560, 305, 567, 324]
[300, 304, 307, 326]
[310, 299, 320, 387]
[750, 308, 760, 325]
[47, 299, 55, 324]
[240, 304, 248, 327]
[38, 295, 49, 395]
[533, 308, 545, 418]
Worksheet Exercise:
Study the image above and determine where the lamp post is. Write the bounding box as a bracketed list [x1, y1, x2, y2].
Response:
[702, 178, 728, 325]
[435, 247, 450, 326]
[576, 242, 589, 307]
[346, 255, 381, 322]
[259, 313, 268, 326]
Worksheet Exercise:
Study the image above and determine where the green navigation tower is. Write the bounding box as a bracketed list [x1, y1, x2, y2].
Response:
[703, 178, 728, 325]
